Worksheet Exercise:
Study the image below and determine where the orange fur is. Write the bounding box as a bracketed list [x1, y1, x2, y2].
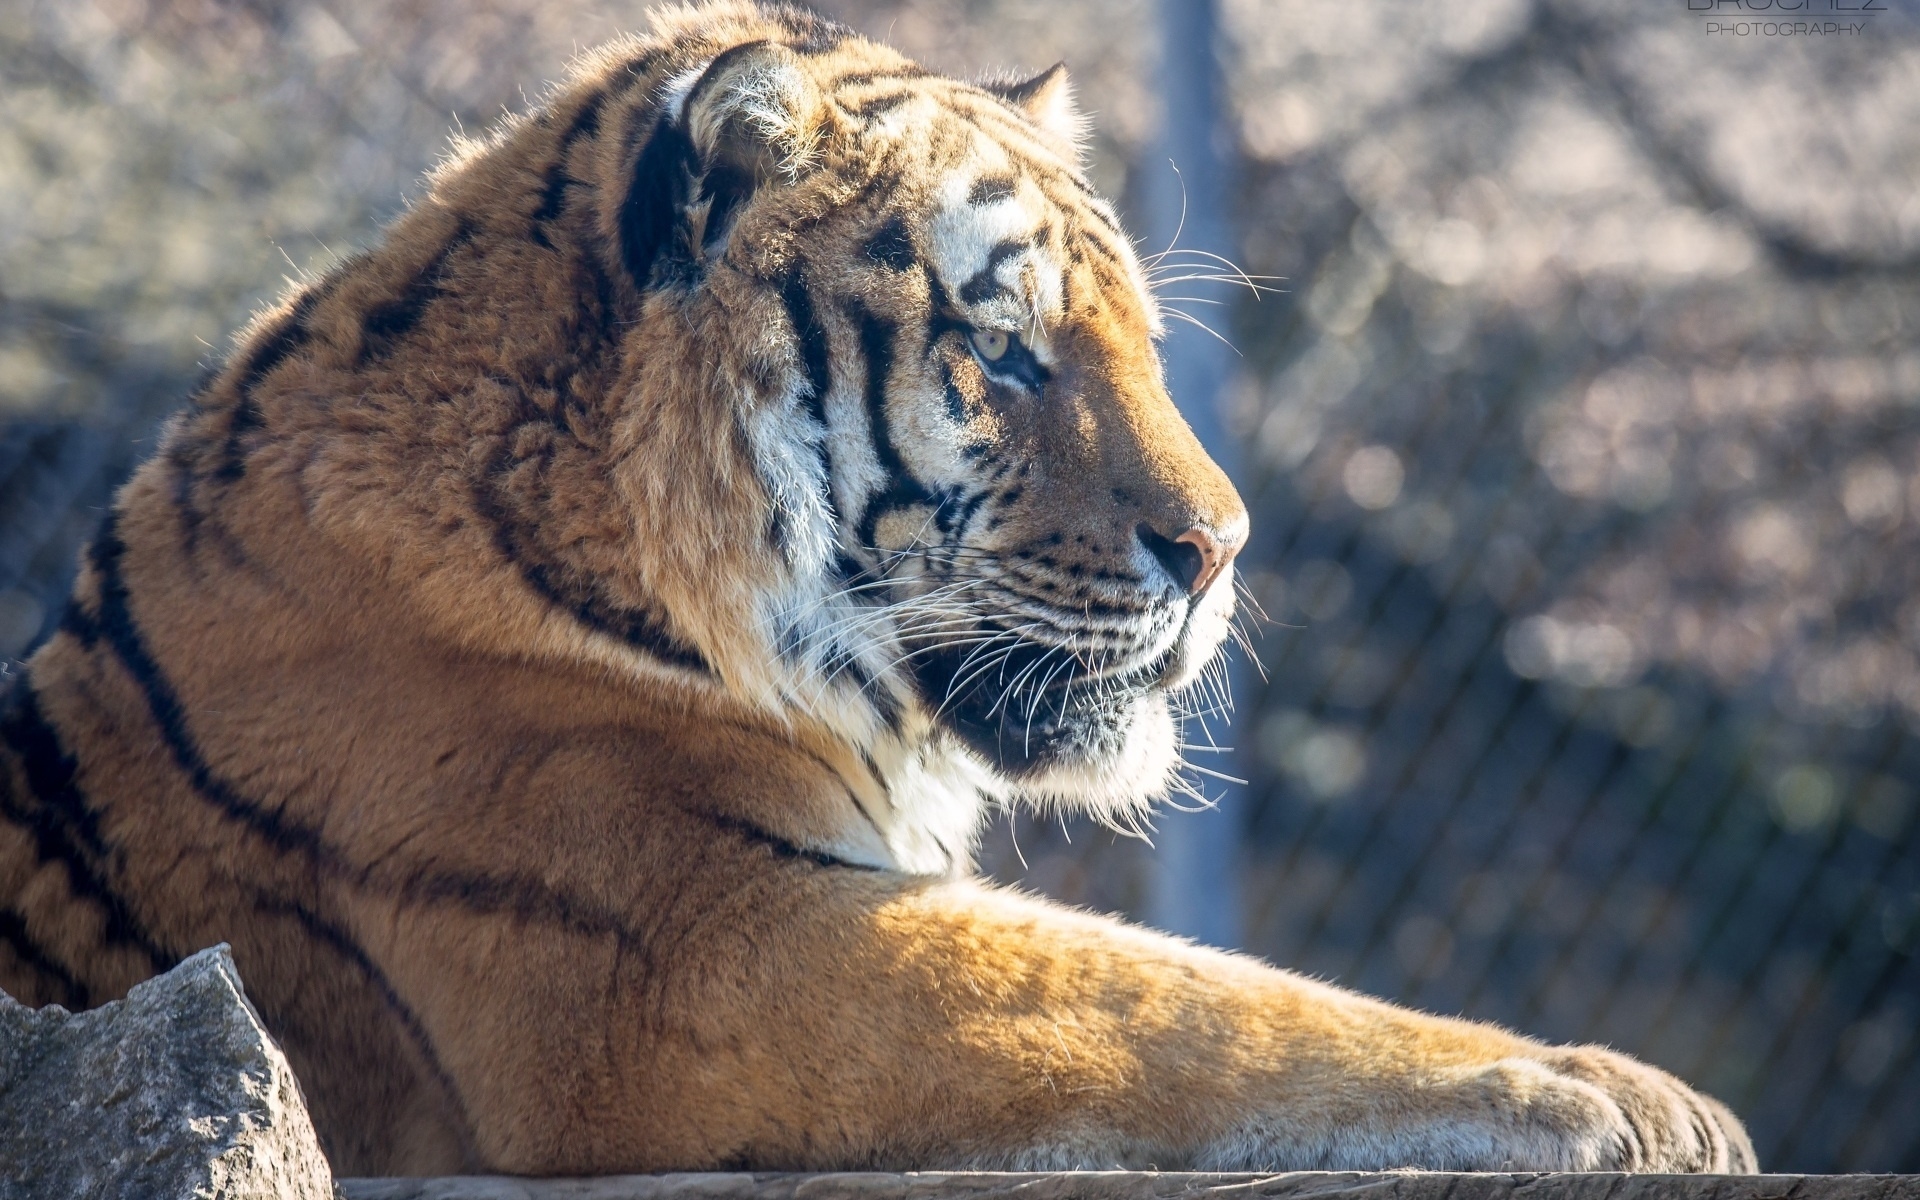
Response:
[0, 3, 1753, 1176]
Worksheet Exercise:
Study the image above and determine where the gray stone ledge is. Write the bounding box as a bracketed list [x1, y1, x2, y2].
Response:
[336, 1172, 1920, 1200]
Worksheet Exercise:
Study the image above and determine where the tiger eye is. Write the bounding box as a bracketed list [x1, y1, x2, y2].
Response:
[971, 329, 1010, 362]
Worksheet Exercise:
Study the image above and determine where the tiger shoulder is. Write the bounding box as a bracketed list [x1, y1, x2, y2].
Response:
[0, 0, 1756, 1177]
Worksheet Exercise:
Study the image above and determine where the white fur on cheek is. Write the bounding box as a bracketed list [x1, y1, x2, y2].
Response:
[744, 378, 836, 573]
[738, 363, 996, 878]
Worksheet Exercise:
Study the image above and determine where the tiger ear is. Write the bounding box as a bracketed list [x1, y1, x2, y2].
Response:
[624, 43, 827, 283]
[989, 63, 1083, 150]
[677, 41, 828, 187]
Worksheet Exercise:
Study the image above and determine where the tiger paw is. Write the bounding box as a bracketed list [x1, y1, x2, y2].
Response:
[1424, 1050, 1757, 1173]
[1531, 1046, 1758, 1172]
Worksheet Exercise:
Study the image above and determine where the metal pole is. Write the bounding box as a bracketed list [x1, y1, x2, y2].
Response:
[1140, 0, 1248, 949]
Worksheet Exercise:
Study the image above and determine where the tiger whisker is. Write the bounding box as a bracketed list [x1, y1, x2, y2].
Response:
[1160, 308, 1240, 355]
[1021, 654, 1077, 752]
[979, 640, 1059, 722]
[1140, 245, 1277, 294]
[1182, 762, 1247, 786]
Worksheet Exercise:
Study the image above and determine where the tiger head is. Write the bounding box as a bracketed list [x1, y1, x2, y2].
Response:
[263, 5, 1248, 873]
[603, 17, 1246, 848]
[549, 9, 1251, 852]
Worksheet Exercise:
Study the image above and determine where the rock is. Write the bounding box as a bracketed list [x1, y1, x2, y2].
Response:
[0, 943, 335, 1199]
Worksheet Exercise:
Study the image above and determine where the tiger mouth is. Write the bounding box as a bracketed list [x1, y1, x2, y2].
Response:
[906, 619, 1185, 776]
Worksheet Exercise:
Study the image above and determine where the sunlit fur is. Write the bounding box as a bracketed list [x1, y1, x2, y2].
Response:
[0, 2, 1753, 1177]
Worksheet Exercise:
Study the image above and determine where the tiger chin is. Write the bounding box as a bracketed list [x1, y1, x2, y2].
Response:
[0, 0, 1754, 1179]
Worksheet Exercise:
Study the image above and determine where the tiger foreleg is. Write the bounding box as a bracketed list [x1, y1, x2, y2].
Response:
[524, 873, 1756, 1174]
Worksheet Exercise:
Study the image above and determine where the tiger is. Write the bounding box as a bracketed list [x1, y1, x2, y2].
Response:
[0, 0, 1755, 1179]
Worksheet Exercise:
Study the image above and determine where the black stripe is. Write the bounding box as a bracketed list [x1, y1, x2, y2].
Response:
[170, 437, 258, 574]
[958, 238, 1029, 305]
[1079, 194, 1126, 235]
[578, 248, 627, 348]
[778, 271, 843, 538]
[1073, 219, 1133, 273]
[834, 553, 873, 588]
[254, 897, 476, 1149]
[529, 88, 609, 249]
[864, 667, 905, 734]
[610, 48, 667, 88]
[394, 855, 664, 937]
[501, 545, 711, 672]
[933, 484, 991, 538]
[471, 464, 711, 674]
[968, 175, 1017, 206]
[0, 906, 88, 1008]
[848, 301, 933, 548]
[764, 512, 794, 566]
[236, 289, 325, 395]
[863, 214, 918, 273]
[619, 115, 696, 289]
[846, 787, 889, 846]
[1072, 244, 1132, 310]
[773, 609, 899, 737]
[218, 284, 329, 482]
[840, 750, 893, 840]
[940, 360, 969, 424]
[819, 639, 857, 686]
[782, 272, 835, 405]
[851, 90, 913, 118]
[359, 221, 477, 364]
[86, 514, 340, 869]
[705, 812, 879, 871]
[0, 680, 174, 973]
[696, 159, 758, 255]
[56, 594, 100, 647]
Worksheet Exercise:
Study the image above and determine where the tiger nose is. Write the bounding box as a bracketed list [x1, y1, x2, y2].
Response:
[1138, 523, 1242, 596]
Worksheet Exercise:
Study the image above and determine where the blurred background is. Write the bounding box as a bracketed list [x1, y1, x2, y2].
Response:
[3, 0, 1918, 1172]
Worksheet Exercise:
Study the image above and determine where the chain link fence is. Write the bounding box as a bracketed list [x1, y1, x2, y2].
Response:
[3, 0, 1916, 1174]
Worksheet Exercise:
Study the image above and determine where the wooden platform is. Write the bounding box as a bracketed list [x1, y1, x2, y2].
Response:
[336, 1172, 1920, 1200]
